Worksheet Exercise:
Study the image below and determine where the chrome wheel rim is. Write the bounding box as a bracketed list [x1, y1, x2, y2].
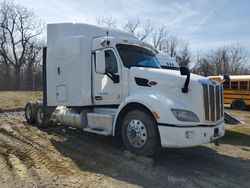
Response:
[127, 119, 147, 148]
[37, 108, 44, 124]
[26, 105, 32, 120]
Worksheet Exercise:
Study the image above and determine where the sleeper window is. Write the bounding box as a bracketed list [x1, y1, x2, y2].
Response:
[105, 50, 118, 73]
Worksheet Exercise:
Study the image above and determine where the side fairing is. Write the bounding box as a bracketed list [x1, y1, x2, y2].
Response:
[46, 36, 92, 106]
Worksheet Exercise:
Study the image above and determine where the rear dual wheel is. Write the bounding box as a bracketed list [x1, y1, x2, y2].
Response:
[25, 102, 36, 124]
[25, 102, 51, 128]
[36, 105, 44, 127]
[35, 105, 52, 128]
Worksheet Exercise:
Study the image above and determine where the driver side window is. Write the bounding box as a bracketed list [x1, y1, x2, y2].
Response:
[105, 50, 118, 73]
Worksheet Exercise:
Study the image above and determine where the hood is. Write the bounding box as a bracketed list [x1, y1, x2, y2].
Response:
[129, 67, 206, 89]
[128, 67, 208, 113]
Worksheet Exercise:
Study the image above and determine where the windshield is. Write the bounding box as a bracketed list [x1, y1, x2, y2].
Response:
[116, 44, 161, 69]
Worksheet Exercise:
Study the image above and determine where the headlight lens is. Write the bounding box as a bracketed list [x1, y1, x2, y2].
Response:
[171, 109, 200, 122]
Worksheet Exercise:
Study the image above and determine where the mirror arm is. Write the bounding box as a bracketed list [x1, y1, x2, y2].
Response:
[105, 70, 120, 83]
[182, 72, 190, 93]
[105, 71, 113, 80]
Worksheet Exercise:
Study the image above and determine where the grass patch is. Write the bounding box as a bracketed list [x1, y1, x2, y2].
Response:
[0, 91, 42, 111]
[227, 125, 250, 136]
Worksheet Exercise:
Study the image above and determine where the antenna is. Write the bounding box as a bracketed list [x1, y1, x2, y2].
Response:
[106, 29, 110, 45]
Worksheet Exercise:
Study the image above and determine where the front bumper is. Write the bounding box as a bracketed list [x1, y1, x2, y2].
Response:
[158, 121, 225, 148]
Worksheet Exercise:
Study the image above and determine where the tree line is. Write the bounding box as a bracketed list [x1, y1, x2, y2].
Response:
[97, 16, 250, 75]
[97, 16, 191, 67]
[0, 1, 249, 91]
[192, 44, 250, 76]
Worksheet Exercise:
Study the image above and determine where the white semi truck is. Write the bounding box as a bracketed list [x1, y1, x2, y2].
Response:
[25, 23, 225, 156]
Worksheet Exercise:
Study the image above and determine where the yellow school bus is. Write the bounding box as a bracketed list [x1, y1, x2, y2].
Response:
[209, 75, 250, 110]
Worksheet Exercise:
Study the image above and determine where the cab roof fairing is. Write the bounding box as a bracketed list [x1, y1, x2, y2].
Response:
[93, 36, 159, 55]
[47, 23, 137, 45]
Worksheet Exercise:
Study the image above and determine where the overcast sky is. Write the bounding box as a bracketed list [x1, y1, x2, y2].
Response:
[16, 0, 250, 53]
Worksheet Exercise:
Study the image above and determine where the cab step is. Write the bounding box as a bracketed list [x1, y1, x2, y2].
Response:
[87, 112, 114, 133]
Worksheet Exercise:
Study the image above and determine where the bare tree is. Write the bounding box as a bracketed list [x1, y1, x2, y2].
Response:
[0, 55, 12, 90]
[123, 18, 153, 41]
[176, 44, 191, 67]
[123, 18, 192, 66]
[137, 19, 153, 41]
[192, 44, 250, 76]
[123, 17, 140, 34]
[23, 40, 44, 90]
[0, 0, 44, 90]
[152, 25, 168, 49]
[192, 53, 214, 76]
[160, 36, 191, 67]
[162, 36, 182, 57]
[95, 16, 249, 73]
[229, 44, 249, 74]
[96, 15, 116, 28]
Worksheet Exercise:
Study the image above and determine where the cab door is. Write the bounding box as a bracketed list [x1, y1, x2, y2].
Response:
[92, 48, 122, 105]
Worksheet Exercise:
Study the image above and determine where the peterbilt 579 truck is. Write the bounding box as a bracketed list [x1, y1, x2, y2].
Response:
[25, 23, 225, 156]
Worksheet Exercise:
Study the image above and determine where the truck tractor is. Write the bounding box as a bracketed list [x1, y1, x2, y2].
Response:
[25, 23, 225, 156]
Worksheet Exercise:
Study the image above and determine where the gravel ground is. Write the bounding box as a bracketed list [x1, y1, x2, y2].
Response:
[0, 111, 250, 188]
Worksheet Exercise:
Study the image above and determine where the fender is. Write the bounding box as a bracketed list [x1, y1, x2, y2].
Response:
[112, 90, 191, 136]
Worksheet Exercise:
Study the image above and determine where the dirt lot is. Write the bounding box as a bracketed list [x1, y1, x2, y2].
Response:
[0, 110, 250, 188]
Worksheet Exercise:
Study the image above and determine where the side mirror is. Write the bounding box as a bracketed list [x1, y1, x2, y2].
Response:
[223, 74, 230, 82]
[180, 66, 190, 93]
[180, 66, 190, 76]
[95, 50, 105, 74]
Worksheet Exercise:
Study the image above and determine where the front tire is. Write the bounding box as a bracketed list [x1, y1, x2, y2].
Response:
[121, 109, 159, 156]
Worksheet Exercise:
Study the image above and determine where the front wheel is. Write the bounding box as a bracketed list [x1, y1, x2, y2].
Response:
[121, 109, 159, 156]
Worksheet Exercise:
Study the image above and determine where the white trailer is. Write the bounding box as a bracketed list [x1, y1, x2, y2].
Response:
[25, 23, 225, 156]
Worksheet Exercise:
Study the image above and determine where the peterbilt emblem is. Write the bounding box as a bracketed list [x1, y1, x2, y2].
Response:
[148, 81, 157, 86]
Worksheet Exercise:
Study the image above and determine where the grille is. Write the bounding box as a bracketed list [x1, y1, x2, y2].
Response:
[202, 83, 224, 122]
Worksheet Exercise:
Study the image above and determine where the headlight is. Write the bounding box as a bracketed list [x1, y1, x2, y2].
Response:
[171, 109, 200, 122]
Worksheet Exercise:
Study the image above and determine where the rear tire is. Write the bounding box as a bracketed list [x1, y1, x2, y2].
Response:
[25, 102, 35, 124]
[121, 109, 159, 156]
[231, 100, 246, 110]
[35, 105, 52, 128]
